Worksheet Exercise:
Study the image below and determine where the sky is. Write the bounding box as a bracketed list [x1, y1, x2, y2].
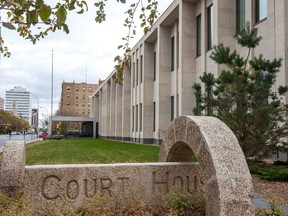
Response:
[0, 0, 173, 122]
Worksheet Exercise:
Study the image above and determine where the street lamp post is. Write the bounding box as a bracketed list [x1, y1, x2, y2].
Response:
[30, 92, 39, 138]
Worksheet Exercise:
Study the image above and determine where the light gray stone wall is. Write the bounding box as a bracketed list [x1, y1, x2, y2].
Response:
[24, 163, 202, 215]
[0, 141, 26, 192]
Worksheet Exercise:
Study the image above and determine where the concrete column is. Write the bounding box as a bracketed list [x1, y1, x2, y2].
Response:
[179, 1, 196, 116]
[122, 66, 131, 141]
[115, 83, 123, 139]
[143, 42, 155, 143]
[157, 26, 171, 142]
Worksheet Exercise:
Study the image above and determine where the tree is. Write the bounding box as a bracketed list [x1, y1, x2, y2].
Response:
[0, 109, 29, 133]
[193, 23, 288, 161]
[0, 0, 159, 82]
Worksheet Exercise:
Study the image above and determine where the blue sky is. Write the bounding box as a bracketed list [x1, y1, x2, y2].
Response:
[0, 1, 173, 121]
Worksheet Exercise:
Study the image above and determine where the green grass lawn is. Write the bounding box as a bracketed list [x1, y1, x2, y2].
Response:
[26, 139, 160, 165]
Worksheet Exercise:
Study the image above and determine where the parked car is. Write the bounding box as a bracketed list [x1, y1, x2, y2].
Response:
[11, 131, 21, 135]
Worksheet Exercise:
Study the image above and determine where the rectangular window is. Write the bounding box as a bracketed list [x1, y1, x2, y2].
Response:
[66, 86, 71, 91]
[76, 94, 79, 99]
[66, 94, 70, 99]
[76, 87, 79, 92]
[88, 87, 92, 92]
[236, 0, 245, 32]
[75, 109, 78, 114]
[82, 95, 85, 100]
[76, 102, 79, 107]
[82, 102, 85, 107]
[177, 31, 179, 68]
[132, 106, 134, 132]
[140, 55, 143, 83]
[140, 103, 142, 131]
[82, 109, 85, 114]
[196, 14, 201, 56]
[66, 101, 70, 106]
[153, 52, 156, 81]
[82, 87, 86, 92]
[207, 4, 214, 50]
[136, 59, 139, 85]
[255, 0, 267, 23]
[153, 102, 156, 132]
[171, 96, 174, 121]
[171, 36, 175, 71]
[133, 62, 135, 87]
[136, 105, 138, 132]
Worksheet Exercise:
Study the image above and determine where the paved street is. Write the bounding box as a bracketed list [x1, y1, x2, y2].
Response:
[0, 134, 40, 152]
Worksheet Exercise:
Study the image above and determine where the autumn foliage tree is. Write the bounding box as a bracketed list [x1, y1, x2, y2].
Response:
[0, 109, 29, 133]
[193, 24, 288, 161]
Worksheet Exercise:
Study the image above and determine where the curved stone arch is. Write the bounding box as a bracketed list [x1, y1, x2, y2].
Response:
[159, 116, 254, 216]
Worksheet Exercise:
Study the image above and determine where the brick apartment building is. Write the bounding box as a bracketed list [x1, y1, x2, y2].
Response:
[59, 81, 98, 132]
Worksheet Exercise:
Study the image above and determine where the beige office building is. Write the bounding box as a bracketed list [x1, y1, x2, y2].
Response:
[91, 0, 288, 144]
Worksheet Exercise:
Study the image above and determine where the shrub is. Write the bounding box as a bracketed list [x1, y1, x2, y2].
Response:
[249, 166, 288, 181]
[256, 200, 288, 216]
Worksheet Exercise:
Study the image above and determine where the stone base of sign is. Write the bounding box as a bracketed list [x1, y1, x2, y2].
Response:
[24, 163, 204, 215]
[0, 141, 25, 193]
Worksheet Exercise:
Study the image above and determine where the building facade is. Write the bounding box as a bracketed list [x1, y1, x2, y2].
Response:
[0, 97, 4, 110]
[59, 81, 98, 131]
[91, 0, 288, 144]
[5, 86, 31, 120]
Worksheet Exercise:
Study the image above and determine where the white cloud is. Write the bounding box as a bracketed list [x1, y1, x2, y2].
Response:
[0, 0, 173, 120]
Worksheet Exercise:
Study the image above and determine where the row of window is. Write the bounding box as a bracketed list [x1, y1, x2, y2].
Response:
[196, 0, 267, 57]
[66, 109, 90, 114]
[66, 101, 91, 107]
[66, 94, 92, 100]
[132, 55, 143, 87]
[66, 86, 93, 93]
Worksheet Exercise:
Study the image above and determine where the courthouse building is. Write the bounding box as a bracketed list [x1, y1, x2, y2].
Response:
[91, 0, 288, 144]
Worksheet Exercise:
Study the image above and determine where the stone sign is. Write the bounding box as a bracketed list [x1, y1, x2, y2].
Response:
[24, 163, 203, 214]
[159, 116, 254, 215]
[0, 116, 254, 215]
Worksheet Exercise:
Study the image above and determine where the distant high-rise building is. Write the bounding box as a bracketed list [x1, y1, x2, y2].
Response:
[59, 81, 98, 131]
[0, 97, 4, 110]
[5, 86, 31, 120]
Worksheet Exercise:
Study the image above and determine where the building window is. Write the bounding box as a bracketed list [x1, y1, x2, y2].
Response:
[136, 105, 138, 132]
[88, 109, 90, 114]
[82, 94, 85, 100]
[66, 109, 70, 114]
[82, 109, 85, 114]
[255, 0, 267, 23]
[76, 102, 79, 107]
[132, 106, 134, 132]
[153, 52, 156, 81]
[88, 102, 91, 107]
[82, 102, 85, 107]
[67, 93, 70, 99]
[76, 87, 79, 92]
[171, 96, 174, 121]
[140, 103, 142, 131]
[133, 62, 135, 87]
[171, 36, 175, 71]
[236, 0, 245, 32]
[89, 94, 92, 99]
[76, 94, 79, 100]
[66, 101, 70, 106]
[82, 87, 86, 92]
[66, 86, 71, 91]
[136, 59, 139, 86]
[140, 55, 143, 83]
[207, 4, 214, 50]
[153, 102, 156, 132]
[177, 31, 179, 68]
[196, 14, 201, 56]
[88, 87, 92, 92]
[75, 109, 78, 114]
